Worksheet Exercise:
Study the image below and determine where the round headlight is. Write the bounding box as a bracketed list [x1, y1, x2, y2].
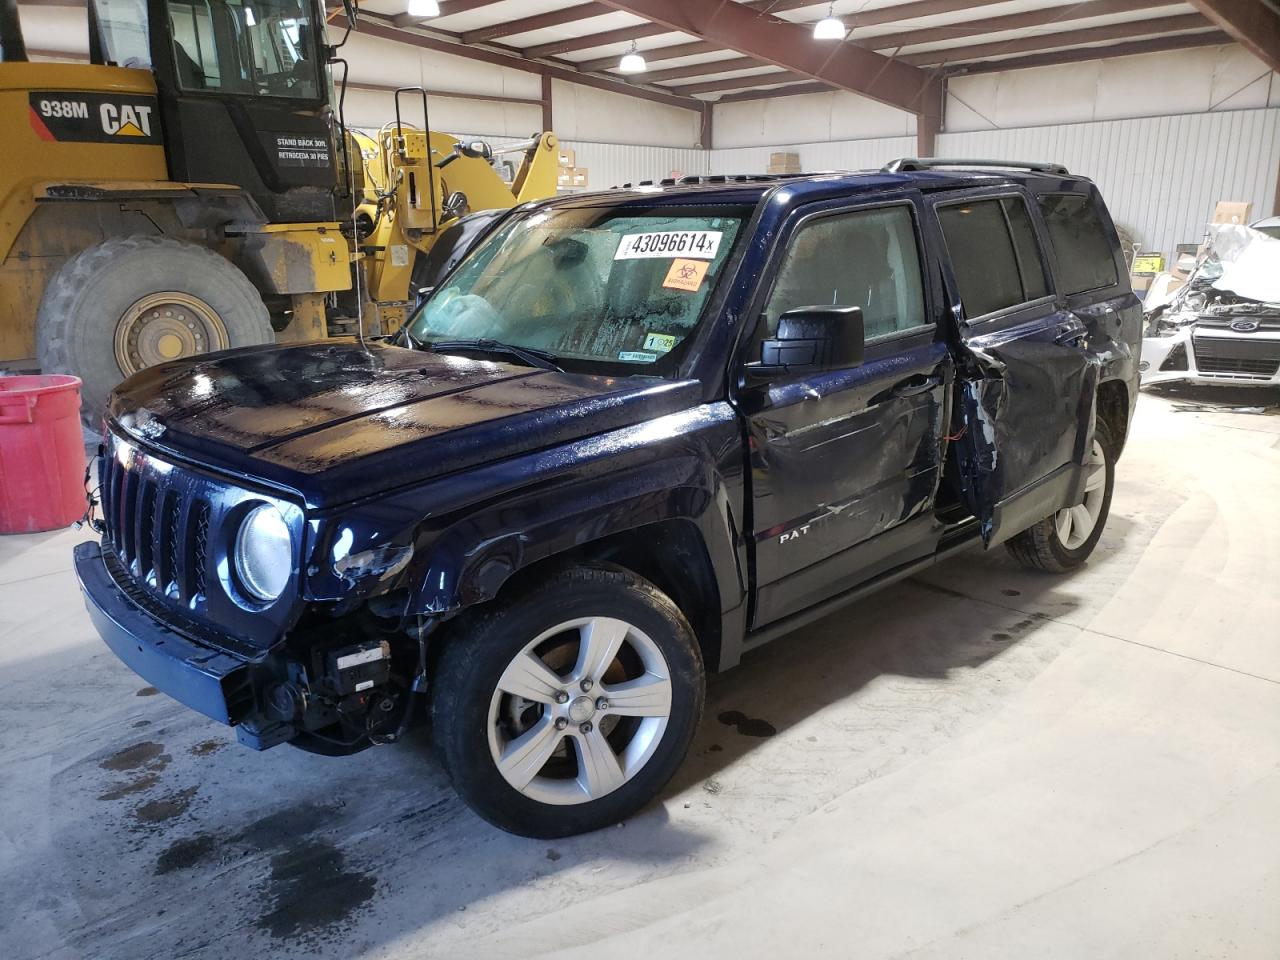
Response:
[234, 504, 292, 602]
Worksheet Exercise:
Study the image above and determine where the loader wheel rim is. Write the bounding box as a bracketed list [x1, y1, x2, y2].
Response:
[114, 292, 230, 376]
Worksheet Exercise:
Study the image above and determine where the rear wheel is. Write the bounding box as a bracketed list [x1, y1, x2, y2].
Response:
[1006, 419, 1115, 572]
[431, 565, 704, 838]
[36, 235, 273, 425]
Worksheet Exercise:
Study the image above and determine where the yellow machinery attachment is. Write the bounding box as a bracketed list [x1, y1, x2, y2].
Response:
[357, 128, 561, 335]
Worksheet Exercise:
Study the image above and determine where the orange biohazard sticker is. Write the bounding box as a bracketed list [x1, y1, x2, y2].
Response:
[662, 258, 709, 292]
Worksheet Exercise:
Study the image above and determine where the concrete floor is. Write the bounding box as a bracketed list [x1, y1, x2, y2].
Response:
[2, 386, 1278, 960]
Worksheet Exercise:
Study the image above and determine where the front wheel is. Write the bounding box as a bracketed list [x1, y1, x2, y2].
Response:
[431, 565, 704, 838]
[1006, 419, 1116, 573]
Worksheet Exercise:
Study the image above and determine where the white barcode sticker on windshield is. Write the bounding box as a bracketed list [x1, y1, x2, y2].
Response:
[614, 230, 722, 261]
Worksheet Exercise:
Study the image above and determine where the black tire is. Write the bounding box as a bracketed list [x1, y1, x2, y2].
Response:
[431, 564, 705, 838]
[36, 235, 272, 425]
[1006, 418, 1116, 573]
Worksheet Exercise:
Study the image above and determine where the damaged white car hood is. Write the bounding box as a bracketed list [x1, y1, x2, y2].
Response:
[1209, 224, 1280, 303]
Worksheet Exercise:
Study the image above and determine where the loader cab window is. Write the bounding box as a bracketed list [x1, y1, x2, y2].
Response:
[165, 0, 321, 100]
[91, 0, 152, 68]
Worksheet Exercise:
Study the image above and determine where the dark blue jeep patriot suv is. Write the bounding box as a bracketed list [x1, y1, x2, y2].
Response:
[76, 160, 1140, 837]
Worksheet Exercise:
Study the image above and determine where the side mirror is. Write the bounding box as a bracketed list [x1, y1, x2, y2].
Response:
[745, 305, 864, 383]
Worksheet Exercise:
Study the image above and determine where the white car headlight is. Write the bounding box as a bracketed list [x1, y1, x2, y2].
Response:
[234, 504, 293, 602]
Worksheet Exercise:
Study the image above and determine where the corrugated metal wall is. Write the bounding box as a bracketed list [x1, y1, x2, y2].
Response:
[447, 110, 1280, 258]
[561, 141, 710, 190]
[937, 109, 1280, 255]
[709, 135, 916, 175]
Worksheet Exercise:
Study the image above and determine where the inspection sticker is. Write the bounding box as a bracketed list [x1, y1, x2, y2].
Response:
[615, 230, 722, 260]
[643, 332, 678, 353]
[662, 258, 709, 293]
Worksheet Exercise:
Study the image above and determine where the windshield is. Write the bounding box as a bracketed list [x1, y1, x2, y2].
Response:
[166, 0, 321, 100]
[408, 205, 749, 373]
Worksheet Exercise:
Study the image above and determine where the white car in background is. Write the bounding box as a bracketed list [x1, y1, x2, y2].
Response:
[1141, 220, 1280, 389]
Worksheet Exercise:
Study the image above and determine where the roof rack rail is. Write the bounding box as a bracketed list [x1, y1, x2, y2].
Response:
[614, 172, 810, 189]
[882, 157, 1070, 176]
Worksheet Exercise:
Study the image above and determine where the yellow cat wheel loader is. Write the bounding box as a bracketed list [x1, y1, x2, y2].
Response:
[0, 0, 559, 422]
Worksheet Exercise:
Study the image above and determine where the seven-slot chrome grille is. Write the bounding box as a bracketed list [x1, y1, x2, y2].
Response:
[99, 437, 211, 609]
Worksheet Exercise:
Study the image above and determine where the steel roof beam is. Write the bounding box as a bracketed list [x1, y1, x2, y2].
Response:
[343, 12, 702, 111]
[901, 13, 1212, 66]
[391, 0, 505, 29]
[1186, 0, 1280, 72]
[593, 0, 942, 118]
[946, 30, 1233, 75]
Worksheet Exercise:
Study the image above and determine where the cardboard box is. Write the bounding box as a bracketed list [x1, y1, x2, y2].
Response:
[571, 167, 588, 188]
[1129, 273, 1154, 294]
[556, 168, 572, 188]
[557, 147, 576, 168]
[767, 151, 801, 174]
[1212, 200, 1253, 225]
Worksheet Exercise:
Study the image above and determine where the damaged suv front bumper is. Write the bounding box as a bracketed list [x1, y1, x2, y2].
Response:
[74, 540, 287, 748]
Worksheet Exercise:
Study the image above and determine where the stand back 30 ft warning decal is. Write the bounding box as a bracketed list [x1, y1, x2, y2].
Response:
[28, 92, 162, 145]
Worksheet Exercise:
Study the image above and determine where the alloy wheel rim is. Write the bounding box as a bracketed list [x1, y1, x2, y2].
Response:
[1054, 439, 1107, 550]
[114, 292, 230, 376]
[487, 616, 673, 806]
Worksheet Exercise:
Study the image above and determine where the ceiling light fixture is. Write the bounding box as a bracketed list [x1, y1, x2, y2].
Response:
[813, 3, 846, 40]
[243, 4, 256, 26]
[619, 41, 647, 74]
[407, 0, 441, 18]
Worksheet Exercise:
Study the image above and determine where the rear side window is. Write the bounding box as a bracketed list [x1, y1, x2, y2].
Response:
[938, 196, 1049, 319]
[1038, 193, 1118, 294]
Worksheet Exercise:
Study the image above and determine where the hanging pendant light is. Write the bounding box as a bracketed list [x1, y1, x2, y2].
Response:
[407, 0, 441, 18]
[619, 41, 647, 74]
[813, 3, 846, 40]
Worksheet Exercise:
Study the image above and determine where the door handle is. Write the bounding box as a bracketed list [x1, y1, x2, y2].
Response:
[891, 373, 941, 398]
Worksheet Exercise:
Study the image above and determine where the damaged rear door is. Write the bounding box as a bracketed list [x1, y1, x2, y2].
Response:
[933, 190, 1098, 546]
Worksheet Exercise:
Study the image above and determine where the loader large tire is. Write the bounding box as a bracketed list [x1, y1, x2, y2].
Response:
[36, 235, 273, 425]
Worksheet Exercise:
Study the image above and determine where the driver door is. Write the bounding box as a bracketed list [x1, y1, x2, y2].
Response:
[738, 199, 951, 628]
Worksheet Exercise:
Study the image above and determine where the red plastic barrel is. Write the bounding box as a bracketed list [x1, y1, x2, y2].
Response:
[0, 375, 88, 534]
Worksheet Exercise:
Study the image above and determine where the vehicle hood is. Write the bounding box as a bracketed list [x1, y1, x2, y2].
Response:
[1208, 224, 1280, 303]
[108, 340, 700, 507]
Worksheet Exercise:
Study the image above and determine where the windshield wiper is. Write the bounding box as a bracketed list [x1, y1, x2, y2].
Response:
[427, 338, 563, 372]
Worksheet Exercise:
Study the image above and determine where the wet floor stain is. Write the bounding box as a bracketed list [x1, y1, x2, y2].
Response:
[991, 632, 1014, 642]
[1002, 588, 1022, 597]
[256, 839, 377, 941]
[132, 719, 152, 729]
[134, 786, 198, 825]
[100, 741, 166, 772]
[718, 710, 778, 738]
[98, 772, 160, 801]
[707, 743, 723, 753]
[236, 802, 341, 849]
[189, 739, 225, 757]
[155, 834, 218, 875]
[135, 687, 159, 697]
[545, 848, 562, 862]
